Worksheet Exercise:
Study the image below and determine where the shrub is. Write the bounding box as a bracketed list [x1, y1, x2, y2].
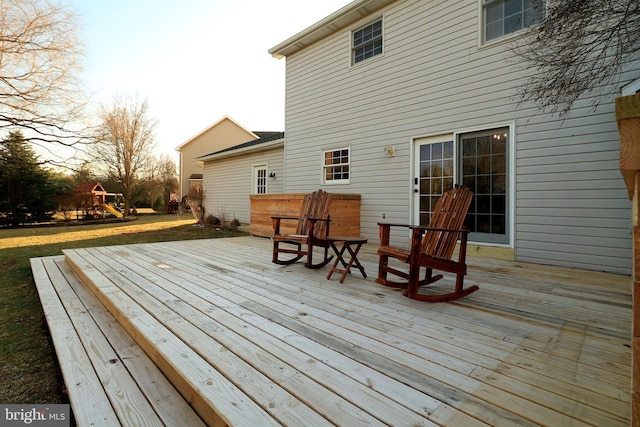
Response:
[204, 214, 219, 226]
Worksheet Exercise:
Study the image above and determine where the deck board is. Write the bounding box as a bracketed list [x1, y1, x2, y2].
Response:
[76, 244, 438, 426]
[31, 257, 123, 426]
[31, 256, 205, 427]
[33, 235, 631, 426]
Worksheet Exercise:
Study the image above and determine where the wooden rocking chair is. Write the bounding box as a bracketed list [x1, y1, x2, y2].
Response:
[271, 189, 333, 269]
[376, 186, 479, 302]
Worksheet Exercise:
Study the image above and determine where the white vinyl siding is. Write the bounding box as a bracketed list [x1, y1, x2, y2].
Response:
[280, 0, 635, 274]
[202, 147, 284, 225]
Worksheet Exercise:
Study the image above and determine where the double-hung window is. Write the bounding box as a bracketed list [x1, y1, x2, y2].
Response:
[352, 18, 383, 65]
[323, 147, 350, 184]
[483, 0, 544, 43]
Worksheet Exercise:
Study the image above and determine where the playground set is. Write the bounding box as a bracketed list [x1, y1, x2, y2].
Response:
[73, 182, 123, 219]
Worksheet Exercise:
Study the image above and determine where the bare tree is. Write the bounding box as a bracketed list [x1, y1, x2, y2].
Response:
[513, 0, 640, 116]
[92, 95, 157, 217]
[0, 0, 88, 164]
[132, 154, 178, 212]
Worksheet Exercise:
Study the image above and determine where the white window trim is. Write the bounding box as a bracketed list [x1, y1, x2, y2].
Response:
[350, 16, 385, 67]
[454, 122, 515, 248]
[477, 0, 545, 48]
[322, 146, 351, 185]
[252, 163, 268, 195]
[410, 121, 515, 248]
[622, 78, 640, 96]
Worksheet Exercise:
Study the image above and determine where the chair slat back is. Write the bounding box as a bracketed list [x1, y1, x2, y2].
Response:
[297, 189, 332, 238]
[421, 186, 473, 259]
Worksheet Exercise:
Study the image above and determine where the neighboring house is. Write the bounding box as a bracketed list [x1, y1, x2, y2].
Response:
[176, 116, 262, 199]
[197, 132, 285, 224]
[265, 0, 639, 275]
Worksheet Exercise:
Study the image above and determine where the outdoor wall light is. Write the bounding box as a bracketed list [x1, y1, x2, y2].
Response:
[269, 172, 276, 178]
[383, 145, 396, 157]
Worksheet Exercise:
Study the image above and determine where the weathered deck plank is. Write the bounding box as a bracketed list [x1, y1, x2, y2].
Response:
[65, 249, 283, 427]
[31, 257, 123, 427]
[31, 256, 205, 427]
[70, 244, 441, 426]
[33, 235, 630, 426]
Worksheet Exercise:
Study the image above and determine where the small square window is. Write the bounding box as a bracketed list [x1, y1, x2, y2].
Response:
[323, 147, 350, 184]
[353, 19, 383, 64]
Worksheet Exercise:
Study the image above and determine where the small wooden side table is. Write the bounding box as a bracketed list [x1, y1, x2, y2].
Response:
[326, 236, 368, 283]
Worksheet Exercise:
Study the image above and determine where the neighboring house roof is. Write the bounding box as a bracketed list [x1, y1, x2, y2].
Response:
[189, 174, 203, 180]
[175, 115, 258, 151]
[197, 131, 285, 162]
[269, 0, 395, 58]
[252, 131, 283, 140]
[74, 182, 106, 194]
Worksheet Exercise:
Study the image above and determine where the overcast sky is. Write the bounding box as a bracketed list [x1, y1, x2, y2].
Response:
[68, 0, 352, 158]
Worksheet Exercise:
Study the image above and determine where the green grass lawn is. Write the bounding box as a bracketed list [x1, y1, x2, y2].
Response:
[0, 214, 247, 404]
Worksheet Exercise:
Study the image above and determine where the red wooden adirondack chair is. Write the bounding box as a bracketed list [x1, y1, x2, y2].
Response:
[376, 186, 478, 302]
[271, 189, 333, 269]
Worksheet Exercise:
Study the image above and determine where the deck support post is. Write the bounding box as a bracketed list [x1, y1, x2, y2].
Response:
[616, 93, 640, 426]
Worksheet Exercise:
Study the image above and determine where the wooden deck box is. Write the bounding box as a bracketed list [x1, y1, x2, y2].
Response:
[250, 193, 361, 238]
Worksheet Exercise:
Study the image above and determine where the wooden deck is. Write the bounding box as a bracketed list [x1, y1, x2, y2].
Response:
[31, 236, 631, 426]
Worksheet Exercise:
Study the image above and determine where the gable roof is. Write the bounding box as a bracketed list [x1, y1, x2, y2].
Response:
[74, 182, 106, 193]
[268, 0, 396, 59]
[175, 115, 258, 151]
[197, 132, 284, 162]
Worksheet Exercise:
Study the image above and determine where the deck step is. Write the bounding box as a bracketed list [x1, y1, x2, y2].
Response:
[61, 250, 287, 427]
[30, 256, 205, 427]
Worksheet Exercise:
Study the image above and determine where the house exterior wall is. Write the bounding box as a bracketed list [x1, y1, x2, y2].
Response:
[202, 146, 284, 225]
[177, 117, 257, 198]
[278, 0, 637, 274]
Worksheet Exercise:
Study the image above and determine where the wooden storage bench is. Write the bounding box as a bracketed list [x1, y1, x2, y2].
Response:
[250, 192, 361, 238]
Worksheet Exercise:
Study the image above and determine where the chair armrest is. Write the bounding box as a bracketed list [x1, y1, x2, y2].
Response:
[272, 216, 301, 233]
[413, 225, 470, 263]
[378, 223, 469, 234]
[378, 223, 469, 256]
[411, 225, 469, 234]
[307, 216, 331, 240]
[309, 217, 331, 223]
[272, 216, 301, 235]
[377, 222, 413, 228]
[378, 222, 414, 246]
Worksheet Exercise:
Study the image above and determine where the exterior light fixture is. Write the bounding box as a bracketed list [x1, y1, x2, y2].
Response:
[383, 145, 396, 157]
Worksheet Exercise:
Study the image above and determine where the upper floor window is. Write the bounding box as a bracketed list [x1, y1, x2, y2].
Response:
[323, 147, 350, 184]
[483, 0, 544, 42]
[352, 19, 383, 64]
